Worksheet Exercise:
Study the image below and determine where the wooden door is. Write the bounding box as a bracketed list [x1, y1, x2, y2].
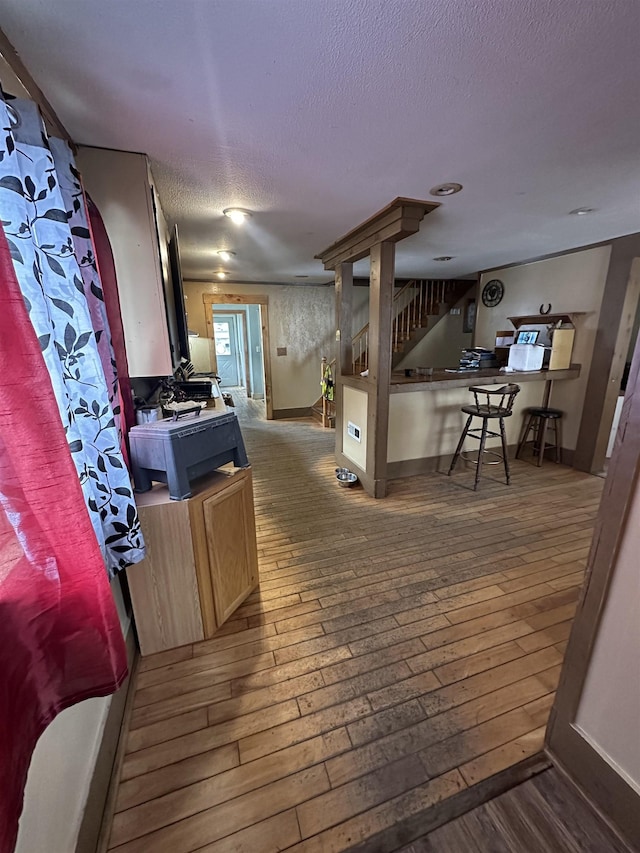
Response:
[202, 471, 258, 627]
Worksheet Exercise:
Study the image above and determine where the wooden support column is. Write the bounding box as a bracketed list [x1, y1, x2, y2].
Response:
[315, 198, 439, 498]
[574, 236, 640, 472]
[366, 242, 395, 498]
[334, 262, 353, 461]
[335, 262, 354, 375]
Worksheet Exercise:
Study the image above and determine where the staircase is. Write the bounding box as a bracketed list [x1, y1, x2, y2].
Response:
[312, 279, 475, 427]
[311, 356, 336, 427]
[353, 278, 476, 373]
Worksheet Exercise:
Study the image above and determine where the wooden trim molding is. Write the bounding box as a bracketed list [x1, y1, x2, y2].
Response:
[0, 27, 74, 145]
[574, 247, 640, 473]
[272, 407, 312, 420]
[546, 313, 640, 850]
[82, 626, 138, 853]
[315, 197, 440, 270]
[202, 293, 273, 420]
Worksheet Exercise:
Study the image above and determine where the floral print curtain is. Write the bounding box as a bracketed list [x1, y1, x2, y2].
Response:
[0, 94, 144, 576]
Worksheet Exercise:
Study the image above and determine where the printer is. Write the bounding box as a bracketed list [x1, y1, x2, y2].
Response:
[129, 409, 249, 500]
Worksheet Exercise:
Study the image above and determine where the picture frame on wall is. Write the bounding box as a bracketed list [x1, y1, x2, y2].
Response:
[463, 298, 476, 334]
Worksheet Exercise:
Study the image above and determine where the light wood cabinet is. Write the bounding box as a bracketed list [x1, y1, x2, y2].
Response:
[127, 468, 258, 655]
[76, 146, 173, 377]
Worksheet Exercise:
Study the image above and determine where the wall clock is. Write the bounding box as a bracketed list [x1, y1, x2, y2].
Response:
[482, 279, 504, 308]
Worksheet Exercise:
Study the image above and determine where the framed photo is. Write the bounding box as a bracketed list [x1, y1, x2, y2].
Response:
[516, 329, 540, 345]
[463, 298, 476, 334]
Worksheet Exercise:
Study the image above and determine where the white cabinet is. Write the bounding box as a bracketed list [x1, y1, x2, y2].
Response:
[76, 147, 173, 377]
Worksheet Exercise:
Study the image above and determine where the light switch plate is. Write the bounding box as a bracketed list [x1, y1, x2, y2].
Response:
[347, 421, 361, 442]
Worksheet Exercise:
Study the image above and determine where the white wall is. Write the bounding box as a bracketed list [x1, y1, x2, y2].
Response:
[185, 281, 335, 410]
[476, 246, 612, 449]
[575, 475, 640, 794]
[15, 580, 129, 853]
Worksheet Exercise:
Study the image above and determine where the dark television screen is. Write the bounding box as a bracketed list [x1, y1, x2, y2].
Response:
[168, 225, 190, 362]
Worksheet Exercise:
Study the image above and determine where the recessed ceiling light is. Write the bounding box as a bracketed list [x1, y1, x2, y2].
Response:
[433, 256, 454, 261]
[217, 250, 236, 261]
[429, 182, 463, 197]
[223, 207, 252, 224]
[569, 207, 596, 216]
[295, 275, 309, 279]
[216, 271, 227, 279]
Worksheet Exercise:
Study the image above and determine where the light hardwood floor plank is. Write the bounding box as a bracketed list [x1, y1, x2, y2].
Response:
[109, 403, 603, 853]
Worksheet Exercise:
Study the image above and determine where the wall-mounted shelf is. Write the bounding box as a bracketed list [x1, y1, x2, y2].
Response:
[508, 312, 585, 328]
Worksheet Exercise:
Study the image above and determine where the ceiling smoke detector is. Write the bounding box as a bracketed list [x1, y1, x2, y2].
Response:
[433, 256, 454, 262]
[223, 207, 252, 224]
[217, 250, 236, 261]
[429, 182, 463, 197]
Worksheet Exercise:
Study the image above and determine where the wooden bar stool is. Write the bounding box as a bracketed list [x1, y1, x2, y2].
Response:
[448, 384, 521, 490]
[516, 407, 564, 466]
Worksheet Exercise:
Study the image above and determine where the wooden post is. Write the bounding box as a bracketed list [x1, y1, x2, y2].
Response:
[321, 356, 328, 428]
[574, 238, 640, 472]
[366, 242, 395, 498]
[335, 262, 353, 452]
[335, 262, 354, 375]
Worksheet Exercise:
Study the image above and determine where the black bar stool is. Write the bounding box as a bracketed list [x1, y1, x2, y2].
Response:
[448, 384, 521, 490]
[516, 407, 564, 466]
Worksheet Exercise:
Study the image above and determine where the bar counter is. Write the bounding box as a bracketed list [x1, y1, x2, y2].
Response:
[340, 365, 581, 393]
[339, 364, 582, 480]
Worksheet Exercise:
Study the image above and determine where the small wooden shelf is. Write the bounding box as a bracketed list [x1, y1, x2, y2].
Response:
[508, 312, 585, 328]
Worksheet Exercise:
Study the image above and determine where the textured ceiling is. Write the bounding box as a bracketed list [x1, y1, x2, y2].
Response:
[0, 0, 638, 283]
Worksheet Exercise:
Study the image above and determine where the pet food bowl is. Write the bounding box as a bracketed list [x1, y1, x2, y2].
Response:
[337, 472, 358, 488]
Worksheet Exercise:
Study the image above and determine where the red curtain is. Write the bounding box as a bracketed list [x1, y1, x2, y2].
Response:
[0, 227, 127, 851]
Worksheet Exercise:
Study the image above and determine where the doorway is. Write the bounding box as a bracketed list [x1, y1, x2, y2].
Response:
[203, 294, 273, 420]
[213, 312, 246, 389]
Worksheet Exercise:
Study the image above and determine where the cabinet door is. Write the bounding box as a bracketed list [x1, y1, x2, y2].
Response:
[76, 147, 173, 377]
[202, 474, 258, 627]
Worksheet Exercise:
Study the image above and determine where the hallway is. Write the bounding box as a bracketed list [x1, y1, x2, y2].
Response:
[107, 410, 603, 852]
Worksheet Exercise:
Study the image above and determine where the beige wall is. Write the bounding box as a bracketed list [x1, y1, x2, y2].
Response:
[575, 475, 640, 794]
[185, 281, 335, 411]
[476, 246, 612, 449]
[342, 386, 368, 470]
[396, 294, 474, 371]
[387, 381, 550, 463]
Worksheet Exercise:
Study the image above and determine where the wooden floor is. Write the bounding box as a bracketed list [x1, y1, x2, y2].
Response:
[398, 768, 632, 852]
[107, 398, 604, 852]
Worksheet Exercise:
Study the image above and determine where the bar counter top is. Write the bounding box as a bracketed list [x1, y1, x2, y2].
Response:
[340, 365, 581, 393]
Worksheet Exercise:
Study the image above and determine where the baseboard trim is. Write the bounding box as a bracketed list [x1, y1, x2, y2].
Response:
[272, 406, 312, 420]
[76, 626, 138, 853]
[388, 445, 576, 480]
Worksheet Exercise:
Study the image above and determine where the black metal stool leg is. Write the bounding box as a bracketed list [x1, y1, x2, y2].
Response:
[474, 419, 489, 491]
[499, 416, 511, 485]
[537, 416, 549, 467]
[448, 414, 473, 476]
[516, 413, 534, 459]
[556, 417, 563, 464]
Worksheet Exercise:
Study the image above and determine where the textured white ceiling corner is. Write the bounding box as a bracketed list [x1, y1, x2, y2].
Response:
[0, 0, 638, 283]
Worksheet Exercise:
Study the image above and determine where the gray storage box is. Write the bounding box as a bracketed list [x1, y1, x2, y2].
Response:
[129, 410, 249, 500]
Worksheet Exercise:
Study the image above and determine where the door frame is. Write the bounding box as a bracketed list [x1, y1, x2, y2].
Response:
[203, 293, 273, 420]
[211, 310, 251, 395]
[547, 267, 640, 849]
